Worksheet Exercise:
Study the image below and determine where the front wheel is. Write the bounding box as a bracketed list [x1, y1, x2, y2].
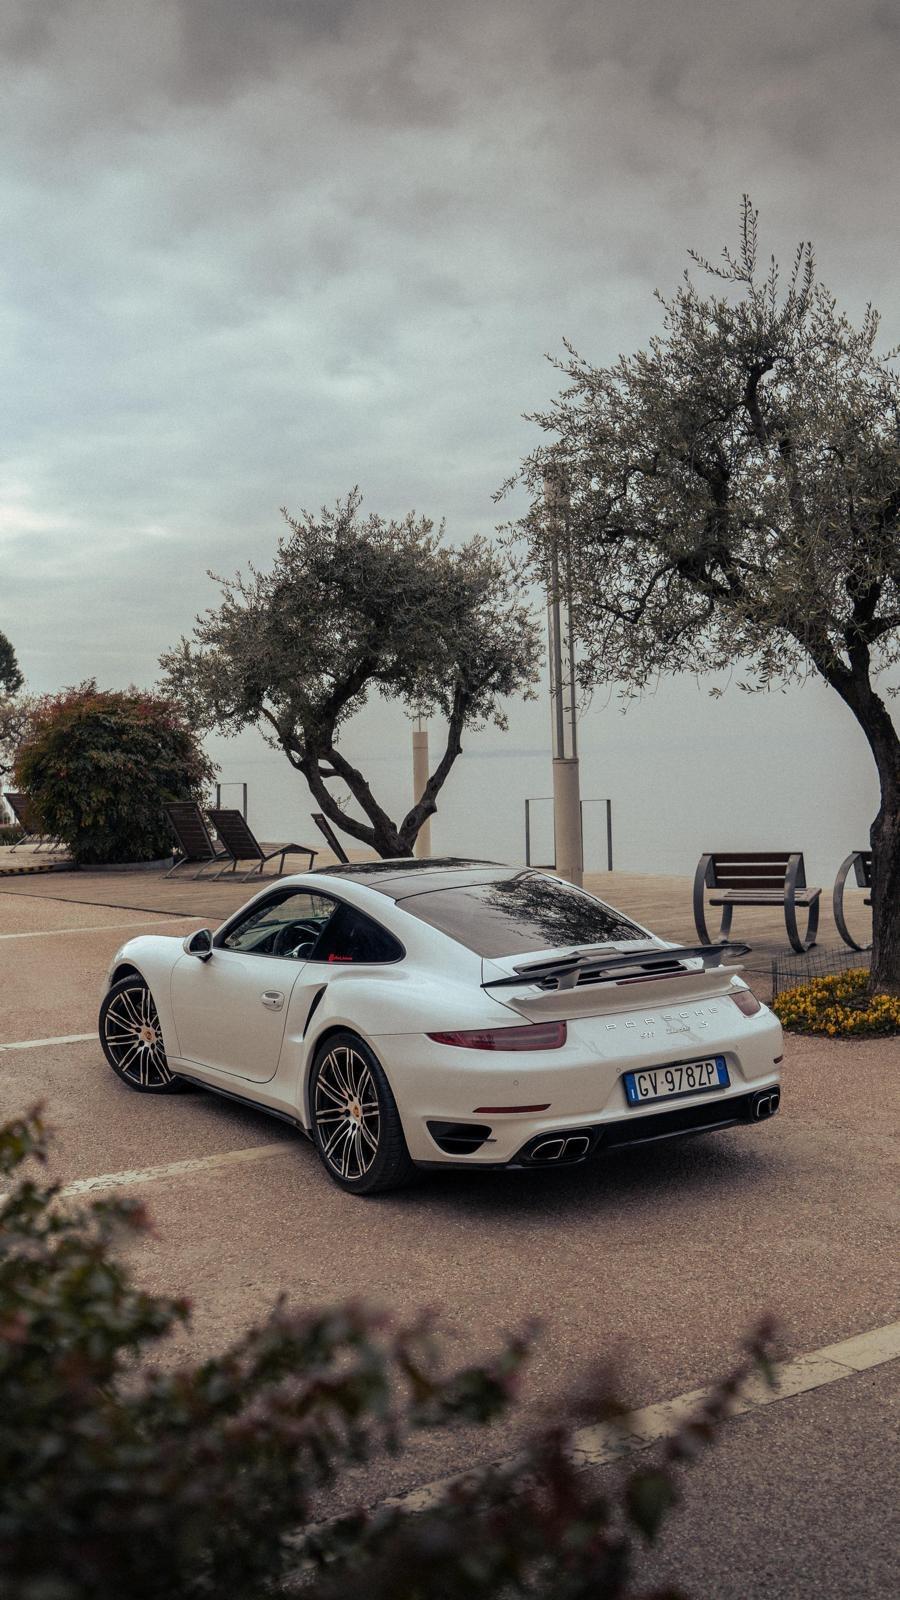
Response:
[99, 975, 184, 1093]
[310, 1032, 415, 1195]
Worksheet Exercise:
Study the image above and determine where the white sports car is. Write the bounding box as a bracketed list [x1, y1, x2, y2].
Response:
[99, 860, 783, 1195]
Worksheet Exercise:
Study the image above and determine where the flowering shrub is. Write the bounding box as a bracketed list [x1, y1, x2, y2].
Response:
[773, 968, 900, 1037]
[0, 1107, 778, 1600]
[13, 682, 215, 864]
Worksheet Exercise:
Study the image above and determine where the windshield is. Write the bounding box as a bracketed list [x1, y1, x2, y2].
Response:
[397, 872, 644, 957]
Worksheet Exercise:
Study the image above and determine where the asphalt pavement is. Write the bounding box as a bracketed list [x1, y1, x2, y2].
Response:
[0, 876, 897, 1596]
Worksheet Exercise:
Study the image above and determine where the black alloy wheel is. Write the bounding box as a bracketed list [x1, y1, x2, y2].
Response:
[310, 1031, 415, 1195]
[99, 975, 184, 1093]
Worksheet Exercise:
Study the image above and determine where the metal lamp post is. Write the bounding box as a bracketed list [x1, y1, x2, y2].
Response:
[544, 472, 583, 886]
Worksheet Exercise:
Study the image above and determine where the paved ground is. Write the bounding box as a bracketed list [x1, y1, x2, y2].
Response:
[0, 863, 897, 1595]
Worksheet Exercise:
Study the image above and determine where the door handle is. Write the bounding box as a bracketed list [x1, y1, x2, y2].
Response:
[261, 991, 285, 1011]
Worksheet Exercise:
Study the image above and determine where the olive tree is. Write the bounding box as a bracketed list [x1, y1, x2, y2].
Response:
[509, 201, 900, 992]
[161, 491, 541, 858]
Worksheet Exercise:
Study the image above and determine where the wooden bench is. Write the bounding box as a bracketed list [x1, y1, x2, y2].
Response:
[832, 849, 873, 952]
[693, 851, 821, 954]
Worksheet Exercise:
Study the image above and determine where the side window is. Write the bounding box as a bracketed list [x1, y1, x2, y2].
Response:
[311, 903, 403, 964]
[220, 890, 336, 958]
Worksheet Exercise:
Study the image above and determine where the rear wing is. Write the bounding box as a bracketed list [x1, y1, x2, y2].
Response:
[482, 943, 750, 992]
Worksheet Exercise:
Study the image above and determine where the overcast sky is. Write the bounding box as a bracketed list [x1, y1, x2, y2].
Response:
[2, 1, 899, 871]
[3, 0, 899, 691]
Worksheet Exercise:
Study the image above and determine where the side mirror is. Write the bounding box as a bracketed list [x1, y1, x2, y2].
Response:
[183, 928, 213, 961]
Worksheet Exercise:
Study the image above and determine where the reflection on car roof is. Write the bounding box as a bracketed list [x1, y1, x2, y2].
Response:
[312, 858, 509, 899]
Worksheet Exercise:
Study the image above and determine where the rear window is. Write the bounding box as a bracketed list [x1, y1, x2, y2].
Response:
[398, 873, 643, 957]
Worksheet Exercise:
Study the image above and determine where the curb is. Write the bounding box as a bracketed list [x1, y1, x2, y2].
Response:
[79, 858, 173, 874]
[0, 859, 73, 879]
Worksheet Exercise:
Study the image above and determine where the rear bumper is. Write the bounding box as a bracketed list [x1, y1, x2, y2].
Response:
[419, 1086, 782, 1171]
[376, 1008, 784, 1166]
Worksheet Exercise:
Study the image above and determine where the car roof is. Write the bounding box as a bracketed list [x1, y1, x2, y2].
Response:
[311, 857, 514, 900]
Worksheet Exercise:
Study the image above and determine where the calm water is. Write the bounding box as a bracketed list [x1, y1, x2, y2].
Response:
[207, 668, 886, 890]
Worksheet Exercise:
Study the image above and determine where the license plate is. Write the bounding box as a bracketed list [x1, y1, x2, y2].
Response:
[623, 1056, 729, 1106]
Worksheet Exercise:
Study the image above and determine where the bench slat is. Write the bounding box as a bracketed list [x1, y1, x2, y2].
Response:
[712, 875, 792, 890]
[707, 853, 795, 865]
[710, 889, 821, 905]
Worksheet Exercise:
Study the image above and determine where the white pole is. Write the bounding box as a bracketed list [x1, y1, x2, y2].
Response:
[544, 472, 583, 887]
[412, 716, 432, 858]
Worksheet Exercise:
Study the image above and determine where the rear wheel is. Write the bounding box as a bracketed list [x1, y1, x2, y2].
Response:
[99, 975, 184, 1093]
[310, 1032, 415, 1195]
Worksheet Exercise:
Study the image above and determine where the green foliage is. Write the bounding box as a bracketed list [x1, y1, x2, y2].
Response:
[510, 197, 900, 990]
[0, 1108, 777, 1600]
[13, 682, 215, 865]
[0, 630, 23, 697]
[161, 489, 541, 858]
[0, 823, 24, 846]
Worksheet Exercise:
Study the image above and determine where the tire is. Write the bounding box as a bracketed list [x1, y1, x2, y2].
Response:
[310, 1031, 416, 1195]
[99, 975, 185, 1094]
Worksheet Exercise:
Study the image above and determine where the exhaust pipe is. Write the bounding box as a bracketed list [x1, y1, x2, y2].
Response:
[524, 1132, 595, 1164]
[563, 1135, 591, 1159]
[750, 1088, 781, 1121]
[529, 1137, 566, 1162]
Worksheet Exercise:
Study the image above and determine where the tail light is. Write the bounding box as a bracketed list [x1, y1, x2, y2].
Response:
[730, 988, 762, 1017]
[427, 1021, 567, 1051]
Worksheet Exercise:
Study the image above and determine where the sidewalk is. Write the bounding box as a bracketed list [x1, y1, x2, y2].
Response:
[0, 859, 873, 1000]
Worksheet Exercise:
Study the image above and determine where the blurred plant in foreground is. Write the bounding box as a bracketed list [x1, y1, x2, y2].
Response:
[0, 1109, 776, 1600]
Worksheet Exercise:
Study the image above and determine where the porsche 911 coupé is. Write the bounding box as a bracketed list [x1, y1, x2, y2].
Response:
[99, 859, 783, 1195]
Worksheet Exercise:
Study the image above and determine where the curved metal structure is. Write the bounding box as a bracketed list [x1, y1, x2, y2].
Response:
[832, 850, 873, 952]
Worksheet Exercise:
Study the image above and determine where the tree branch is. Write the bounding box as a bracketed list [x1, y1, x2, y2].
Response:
[397, 684, 470, 845]
[297, 755, 380, 852]
[322, 743, 401, 846]
[742, 360, 774, 447]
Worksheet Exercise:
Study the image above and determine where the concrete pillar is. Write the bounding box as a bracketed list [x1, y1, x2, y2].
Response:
[412, 726, 432, 858]
[553, 757, 583, 887]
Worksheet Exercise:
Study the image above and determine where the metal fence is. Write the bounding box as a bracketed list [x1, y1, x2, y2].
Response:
[214, 781, 248, 820]
[770, 942, 871, 1000]
[524, 796, 613, 872]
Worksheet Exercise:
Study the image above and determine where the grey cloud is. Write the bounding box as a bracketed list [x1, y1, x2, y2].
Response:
[2, 0, 900, 701]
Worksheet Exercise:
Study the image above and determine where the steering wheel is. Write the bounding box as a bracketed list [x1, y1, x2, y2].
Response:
[272, 921, 322, 959]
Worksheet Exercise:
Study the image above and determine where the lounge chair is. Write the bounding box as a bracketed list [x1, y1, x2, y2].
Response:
[165, 802, 232, 879]
[311, 811, 350, 863]
[207, 808, 318, 881]
[2, 791, 62, 852]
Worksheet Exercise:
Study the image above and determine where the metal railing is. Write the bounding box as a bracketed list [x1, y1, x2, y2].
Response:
[524, 796, 613, 872]
[214, 781, 248, 820]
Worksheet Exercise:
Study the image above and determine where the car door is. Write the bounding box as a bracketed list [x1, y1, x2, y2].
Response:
[170, 888, 337, 1083]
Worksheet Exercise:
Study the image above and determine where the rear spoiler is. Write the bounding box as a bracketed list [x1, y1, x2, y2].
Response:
[482, 943, 751, 992]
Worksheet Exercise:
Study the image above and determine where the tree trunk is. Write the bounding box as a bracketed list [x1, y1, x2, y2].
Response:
[869, 785, 900, 994]
[824, 674, 900, 993]
[294, 748, 408, 859]
[396, 687, 469, 855]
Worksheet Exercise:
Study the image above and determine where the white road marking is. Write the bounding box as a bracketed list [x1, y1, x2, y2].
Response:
[0, 917, 196, 941]
[385, 1320, 900, 1515]
[57, 1141, 298, 1196]
[0, 1032, 97, 1051]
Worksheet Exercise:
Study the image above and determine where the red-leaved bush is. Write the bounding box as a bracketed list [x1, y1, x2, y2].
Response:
[14, 681, 215, 864]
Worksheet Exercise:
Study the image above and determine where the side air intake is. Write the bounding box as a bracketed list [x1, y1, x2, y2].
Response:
[426, 1121, 492, 1155]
